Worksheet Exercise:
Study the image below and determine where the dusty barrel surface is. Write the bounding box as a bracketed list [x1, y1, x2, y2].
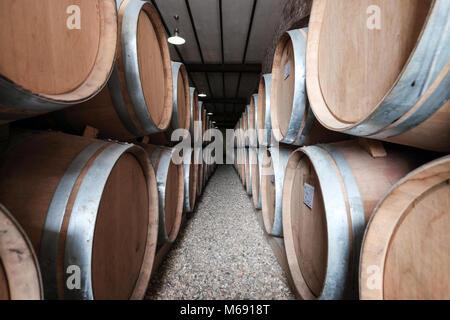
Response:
[360, 156, 450, 300]
[261, 146, 292, 237]
[0, 131, 158, 300]
[0, 204, 43, 300]
[282, 140, 427, 300]
[271, 28, 345, 146]
[183, 148, 198, 213]
[60, 0, 173, 140]
[0, 0, 118, 123]
[307, 0, 450, 152]
[257, 74, 273, 147]
[140, 144, 184, 245]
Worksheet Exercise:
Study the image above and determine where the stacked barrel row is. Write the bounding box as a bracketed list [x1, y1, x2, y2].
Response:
[0, 0, 215, 300]
[234, 0, 449, 300]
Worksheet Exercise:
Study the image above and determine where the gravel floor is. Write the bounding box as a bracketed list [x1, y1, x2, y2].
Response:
[146, 165, 295, 300]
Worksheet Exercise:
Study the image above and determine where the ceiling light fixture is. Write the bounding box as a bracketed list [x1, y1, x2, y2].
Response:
[198, 93, 207, 98]
[207, 112, 213, 116]
[168, 15, 185, 46]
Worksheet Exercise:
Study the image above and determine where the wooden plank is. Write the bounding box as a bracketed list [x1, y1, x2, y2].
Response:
[357, 137, 387, 158]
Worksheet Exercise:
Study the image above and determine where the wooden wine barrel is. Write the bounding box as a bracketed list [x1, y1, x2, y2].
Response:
[257, 74, 273, 147]
[282, 140, 428, 300]
[139, 144, 184, 245]
[146, 62, 191, 146]
[261, 146, 292, 236]
[360, 156, 450, 300]
[58, 0, 173, 140]
[0, 131, 158, 300]
[271, 28, 346, 146]
[0, 0, 118, 124]
[248, 95, 258, 147]
[183, 148, 198, 213]
[250, 148, 262, 210]
[190, 87, 199, 139]
[307, 0, 450, 152]
[171, 62, 190, 133]
[0, 204, 43, 300]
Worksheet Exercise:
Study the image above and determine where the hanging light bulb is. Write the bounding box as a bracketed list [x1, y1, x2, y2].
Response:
[168, 15, 185, 45]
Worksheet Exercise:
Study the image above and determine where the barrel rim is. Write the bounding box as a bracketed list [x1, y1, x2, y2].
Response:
[282, 145, 353, 300]
[270, 29, 310, 145]
[306, 0, 448, 138]
[171, 62, 191, 133]
[359, 155, 450, 300]
[0, 204, 44, 300]
[110, 0, 173, 137]
[257, 74, 273, 146]
[63, 143, 157, 300]
[0, 0, 118, 114]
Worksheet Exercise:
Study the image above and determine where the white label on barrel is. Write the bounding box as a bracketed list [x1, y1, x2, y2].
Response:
[304, 183, 314, 209]
[284, 61, 291, 80]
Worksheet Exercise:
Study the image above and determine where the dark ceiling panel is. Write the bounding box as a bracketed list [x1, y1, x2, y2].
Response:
[190, 72, 211, 96]
[222, 0, 254, 63]
[245, 0, 286, 63]
[188, 0, 222, 64]
[208, 72, 224, 98]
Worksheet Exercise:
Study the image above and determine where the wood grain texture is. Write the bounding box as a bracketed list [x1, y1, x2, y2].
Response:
[0, 205, 42, 300]
[360, 156, 450, 300]
[0, 0, 117, 106]
[282, 140, 428, 299]
[0, 131, 157, 299]
[59, 0, 173, 140]
[306, 0, 449, 152]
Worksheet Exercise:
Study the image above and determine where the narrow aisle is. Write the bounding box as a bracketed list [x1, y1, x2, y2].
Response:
[147, 165, 295, 300]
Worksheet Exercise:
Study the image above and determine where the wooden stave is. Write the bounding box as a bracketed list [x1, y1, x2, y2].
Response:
[0, 204, 43, 300]
[359, 156, 450, 300]
[306, 0, 450, 152]
[0, 131, 158, 300]
[0, 0, 118, 123]
[282, 141, 426, 300]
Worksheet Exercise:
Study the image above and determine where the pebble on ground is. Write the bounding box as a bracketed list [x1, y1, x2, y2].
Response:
[146, 165, 295, 300]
